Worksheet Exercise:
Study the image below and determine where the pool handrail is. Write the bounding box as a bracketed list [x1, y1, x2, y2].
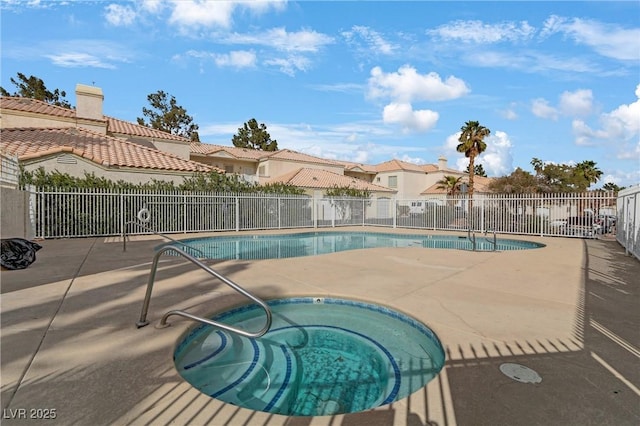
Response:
[483, 228, 497, 251]
[467, 227, 477, 251]
[136, 245, 272, 339]
[122, 220, 205, 257]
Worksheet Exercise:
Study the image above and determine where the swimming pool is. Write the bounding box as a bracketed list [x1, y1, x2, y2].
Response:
[166, 231, 544, 259]
[174, 297, 445, 416]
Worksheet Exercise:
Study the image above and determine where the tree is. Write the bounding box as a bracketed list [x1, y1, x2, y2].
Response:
[602, 182, 624, 192]
[465, 163, 487, 177]
[232, 118, 278, 151]
[436, 175, 464, 196]
[324, 185, 371, 198]
[456, 120, 490, 204]
[530, 158, 603, 192]
[0, 72, 72, 108]
[575, 160, 602, 190]
[137, 90, 200, 142]
[487, 168, 539, 193]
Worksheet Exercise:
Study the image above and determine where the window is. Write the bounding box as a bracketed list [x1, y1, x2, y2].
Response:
[259, 166, 266, 176]
[388, 175, 397, 188]
[224, 165, 234, 173]
[376, 177, 380, 182]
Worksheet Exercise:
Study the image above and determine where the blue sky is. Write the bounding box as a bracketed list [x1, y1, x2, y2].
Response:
[2, 1, 639, 188]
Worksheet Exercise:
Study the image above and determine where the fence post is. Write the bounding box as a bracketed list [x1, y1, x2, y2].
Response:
[313, 195, 318, 228]
[27, 185, 37, 239]
[278, 196, 281, 229]
[235, 196, 240, 232]
[393, 199, 397, 228]
[182, 194, 186, 234]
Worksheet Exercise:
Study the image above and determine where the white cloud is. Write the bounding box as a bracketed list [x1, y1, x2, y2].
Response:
[559, 89, 593, 116]
[167, 0, 236, 29]
[531, 98, 559, 120]
[42, 40, 131, 69]
[428, 20, 536, 44]
[480, 131, 514, 177]
[541, 15, 640, 61]
[141, 0, 164, 14]
[46, 52, 117, 69]
[342, 25, 397, 55]
[264, 55, 311, 76]
[223, 28, 334, 53]
[572, 84, 640, 154]
[367, 65, 470, 103]
[104, 4, 136, 26]
[213, 50, 257, 68]
[533, 89, 595, 121]
[501, 108, 518, 120]
[382, 103, 439, 132]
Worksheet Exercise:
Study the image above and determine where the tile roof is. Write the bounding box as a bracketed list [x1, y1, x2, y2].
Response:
[0, 96, 76, 119]
[0, 127, 219, 173]
[190, 143, 266, 160]
[264, 149, 343, 166]
[421, 164, 463, 174]
[335, 160, 378, 173]
[189, 144, 345, 166]
[269, 168, 396, 192]
[106, 116, 190, 143]
[0, 96, 190, 143]
[375, 159, 427, 173]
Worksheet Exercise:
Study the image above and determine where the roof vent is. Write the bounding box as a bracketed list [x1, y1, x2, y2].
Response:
[57, 154, 77, 164]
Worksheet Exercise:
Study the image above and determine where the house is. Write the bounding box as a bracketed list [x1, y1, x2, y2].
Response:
[0, 84, 221, 185]
[2, 83, 492, 197]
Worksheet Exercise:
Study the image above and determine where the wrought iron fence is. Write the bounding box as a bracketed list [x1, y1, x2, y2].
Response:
[27, 187, 617, 240]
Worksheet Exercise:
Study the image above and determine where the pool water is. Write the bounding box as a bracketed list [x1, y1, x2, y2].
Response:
[174, 298, 445, 416]
[167, 231, 544, 259]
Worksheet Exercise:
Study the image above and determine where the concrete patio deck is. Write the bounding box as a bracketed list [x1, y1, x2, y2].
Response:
[1, 227, 638, 425]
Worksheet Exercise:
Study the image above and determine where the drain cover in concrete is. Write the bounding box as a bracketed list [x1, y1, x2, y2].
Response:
[499, 363, 542, 384]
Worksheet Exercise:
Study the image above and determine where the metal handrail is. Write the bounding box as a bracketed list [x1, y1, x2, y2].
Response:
[136, 246, 272, 339]
[122, 220, 204, 257]
[467, 228, 477, 251]
[483, 228, 497, 251]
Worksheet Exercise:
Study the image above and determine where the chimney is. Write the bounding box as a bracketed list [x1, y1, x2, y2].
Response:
[75, 84, 103, 121]
[438, 156, 447, 171]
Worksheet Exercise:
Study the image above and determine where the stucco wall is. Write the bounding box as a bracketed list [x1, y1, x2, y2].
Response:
[150, 139, 191, 160]
[0, 187, 34, 239]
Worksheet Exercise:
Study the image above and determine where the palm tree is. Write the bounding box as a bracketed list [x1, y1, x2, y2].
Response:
[436, 175, 463, 196]
[575, 160, 602, 190]
[456, 120, 490, 206]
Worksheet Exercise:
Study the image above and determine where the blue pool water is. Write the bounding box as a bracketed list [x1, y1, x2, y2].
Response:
[174, 298, 445, 416]
[167, 231, 544, 259]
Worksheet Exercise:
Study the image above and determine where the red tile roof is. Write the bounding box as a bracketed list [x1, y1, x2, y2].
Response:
[265, 149, 343, 166]
[0, 96, 76, 119]
[0, 96, 189, 143]
[269, 168, 395, 192]
[190, 143, 266, 160]
[375, 159, 427, 173]
[190, 144, 345, 166]
[0, 127, 219, 173]
[106, 116, 191, 143]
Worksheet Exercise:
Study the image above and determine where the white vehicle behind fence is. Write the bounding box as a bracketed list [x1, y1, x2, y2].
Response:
[408, 199, 445, 214]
